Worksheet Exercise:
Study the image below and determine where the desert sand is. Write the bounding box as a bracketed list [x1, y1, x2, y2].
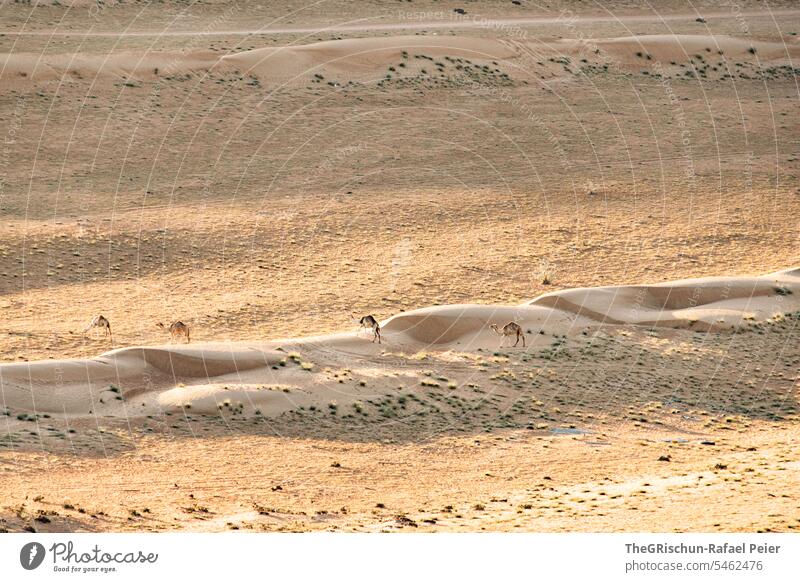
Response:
[3, 267, 797, 418]
[0, 1, 798, 532]
[1, 268, 797, 532]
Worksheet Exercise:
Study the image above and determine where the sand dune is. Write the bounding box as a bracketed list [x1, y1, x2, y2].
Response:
[4, 33, 796, 87]
[0, 36, 514, 86]
[0, 50, 219, 84]
[571, 34, 800, 65]
[383, 267, 799, 343]
[525, 267, 800, 329]
[1, 268, 796, 421]
[222, 35, 515, 81]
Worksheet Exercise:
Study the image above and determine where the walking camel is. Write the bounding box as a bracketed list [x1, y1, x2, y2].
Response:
[83, 315, 112, 342]
[156, 321, 191, 343]
[490, 321, 525, 347]
[353, 313, 382, 344]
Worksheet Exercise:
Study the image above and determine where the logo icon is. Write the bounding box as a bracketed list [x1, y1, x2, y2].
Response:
[20, 542, 46, 570]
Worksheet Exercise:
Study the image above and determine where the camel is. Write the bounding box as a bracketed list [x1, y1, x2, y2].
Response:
[84, 315, 112, 342]
[156, 321, 190, 343]
[490, 321, 525, 347]
[353, 313, 382, 344]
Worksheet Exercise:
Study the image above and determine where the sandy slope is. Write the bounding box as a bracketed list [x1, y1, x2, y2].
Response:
[577, 34, 800, 63]
[0, 36, 515, 84]
[3, 33, 797, 86]
[1, 268, 796, 422]
[223, 36, 516, 80]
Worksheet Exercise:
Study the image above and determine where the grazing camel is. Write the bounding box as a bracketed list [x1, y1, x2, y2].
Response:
[490, 322, 525, 347]
[156, 321, 190, 343]
[353, 313, 382, 344]
[84, 315, 112, 342]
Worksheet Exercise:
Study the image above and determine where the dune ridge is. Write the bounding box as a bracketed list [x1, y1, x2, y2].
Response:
[3, 33, 797, 86]
[0, 268, 796, 420]
[569, 34, 800, 63]
[0, 35, 514, 85]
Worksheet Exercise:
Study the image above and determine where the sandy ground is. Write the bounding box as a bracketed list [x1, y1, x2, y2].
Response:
[0, 1, 798, 532]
